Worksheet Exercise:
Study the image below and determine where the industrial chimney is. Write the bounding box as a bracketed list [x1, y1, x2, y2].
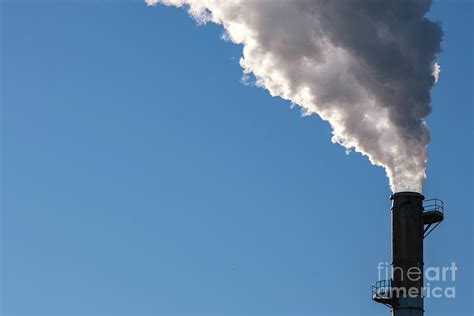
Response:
[372, 192, 444, 315]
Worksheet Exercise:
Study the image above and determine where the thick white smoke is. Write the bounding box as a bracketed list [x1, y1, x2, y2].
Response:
[146, 0, 442, 193]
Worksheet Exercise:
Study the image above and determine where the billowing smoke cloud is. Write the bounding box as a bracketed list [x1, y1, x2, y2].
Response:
[146, 0, 442, 193]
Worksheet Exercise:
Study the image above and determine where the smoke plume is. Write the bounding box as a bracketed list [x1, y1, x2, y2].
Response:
[146, 0, 443, 193]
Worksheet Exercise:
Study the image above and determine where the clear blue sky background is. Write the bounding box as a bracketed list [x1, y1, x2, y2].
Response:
[1, 1, 472, 315]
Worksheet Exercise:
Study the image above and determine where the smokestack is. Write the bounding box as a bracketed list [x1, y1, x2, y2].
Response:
[391, 192, 425, 315]
[372, 192, 444, 315]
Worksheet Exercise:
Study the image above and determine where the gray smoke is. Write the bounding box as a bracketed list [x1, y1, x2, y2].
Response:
[146, 0, 443, 193]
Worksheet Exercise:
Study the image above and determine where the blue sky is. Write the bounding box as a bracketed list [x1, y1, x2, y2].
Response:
[1, 1, 472, 315]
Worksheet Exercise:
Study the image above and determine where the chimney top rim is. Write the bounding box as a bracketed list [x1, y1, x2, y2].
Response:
[390, 191, 425, 200]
